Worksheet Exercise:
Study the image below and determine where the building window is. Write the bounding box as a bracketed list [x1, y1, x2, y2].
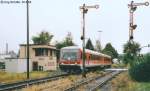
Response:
[53, 51, 56, 56]
[35, 48, 48, 56]
[50, 50, 53, 56]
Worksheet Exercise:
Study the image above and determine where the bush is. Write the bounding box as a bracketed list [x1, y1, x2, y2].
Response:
[129, 53, 150, 82]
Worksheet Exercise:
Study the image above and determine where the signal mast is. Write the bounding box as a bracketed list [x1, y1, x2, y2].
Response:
[79, 4, 99, 78]
[128, 1, 149, 42]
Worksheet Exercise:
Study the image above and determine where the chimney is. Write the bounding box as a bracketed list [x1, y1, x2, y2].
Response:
[6, 43, 8, 54]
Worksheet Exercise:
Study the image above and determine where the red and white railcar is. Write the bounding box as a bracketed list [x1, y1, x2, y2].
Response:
[59, 46, 112, 72]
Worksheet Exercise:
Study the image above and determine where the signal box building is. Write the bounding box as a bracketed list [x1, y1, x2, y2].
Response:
[19, 44, 57, 71]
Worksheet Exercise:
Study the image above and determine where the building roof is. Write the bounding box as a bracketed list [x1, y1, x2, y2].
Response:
[61, 46, 80, 50]
[20, 44, 56, 50]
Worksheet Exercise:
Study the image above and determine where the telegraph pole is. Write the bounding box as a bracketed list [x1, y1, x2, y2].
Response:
[26, 0, 30, 79]
[128, 1, 149, 42]
[79, 4, 99, 78]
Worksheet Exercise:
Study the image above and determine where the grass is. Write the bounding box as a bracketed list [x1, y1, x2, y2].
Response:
[111, 72, 150, 91]
[0, 71, 50, 83]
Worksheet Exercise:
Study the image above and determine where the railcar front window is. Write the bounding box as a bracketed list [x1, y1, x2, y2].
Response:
[62, 52, 77, 60]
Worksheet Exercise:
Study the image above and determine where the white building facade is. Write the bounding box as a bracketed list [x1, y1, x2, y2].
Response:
[5, 59, 32, 73]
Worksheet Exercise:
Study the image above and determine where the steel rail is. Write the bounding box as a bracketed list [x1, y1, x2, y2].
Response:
[0, 72, 69, 91]
[64, 71, 113, 91]
[89, 71, 122, 91]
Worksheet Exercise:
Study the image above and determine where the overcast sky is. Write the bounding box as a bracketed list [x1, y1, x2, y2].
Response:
[0, 0, 150, 53]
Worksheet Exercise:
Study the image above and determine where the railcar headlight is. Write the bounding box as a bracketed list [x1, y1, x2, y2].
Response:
[75, 62, 77, 64]
[60, 62, 64, 64]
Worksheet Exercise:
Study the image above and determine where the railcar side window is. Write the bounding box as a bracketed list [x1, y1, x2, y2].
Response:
[80, 52, 82, 59]
[89, 55, 91, 60]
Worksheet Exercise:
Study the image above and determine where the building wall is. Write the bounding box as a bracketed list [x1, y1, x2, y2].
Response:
[5, 59, 32, 73]
[0, 55, 11, 59]
[32, 56, 57, 71]
[19, 46, 35, 59]
[0, 53, 18, 71]
[19, 45, 57, 71]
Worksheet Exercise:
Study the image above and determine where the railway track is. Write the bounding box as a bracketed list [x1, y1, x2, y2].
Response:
[0, 69, 125, 91]
[64, 70, 122, 91]
[0, 72, 69, 91]
[22, 71, 107, 91]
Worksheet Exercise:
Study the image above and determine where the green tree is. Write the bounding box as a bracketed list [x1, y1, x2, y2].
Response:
[85, 38, 94, 50]
[55, 32, 75, 60]
[64, 32, 74, 46]
[55, 32, 75, 49]
[32, 31, 53, 45]
[95, 40, 102, 52]
[123, 41, 140, 65]
[129, 53, 150, 82]
[102, 43, 118, 59]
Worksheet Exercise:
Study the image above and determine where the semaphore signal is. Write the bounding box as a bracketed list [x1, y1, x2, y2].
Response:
[128, 1, 149, 42]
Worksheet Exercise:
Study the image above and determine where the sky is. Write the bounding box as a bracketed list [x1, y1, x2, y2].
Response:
[0, 0, 150, 54]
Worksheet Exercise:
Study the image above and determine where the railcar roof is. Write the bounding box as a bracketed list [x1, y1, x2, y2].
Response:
[61, 46, 80, 50]
[61, 46, 111, 58]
